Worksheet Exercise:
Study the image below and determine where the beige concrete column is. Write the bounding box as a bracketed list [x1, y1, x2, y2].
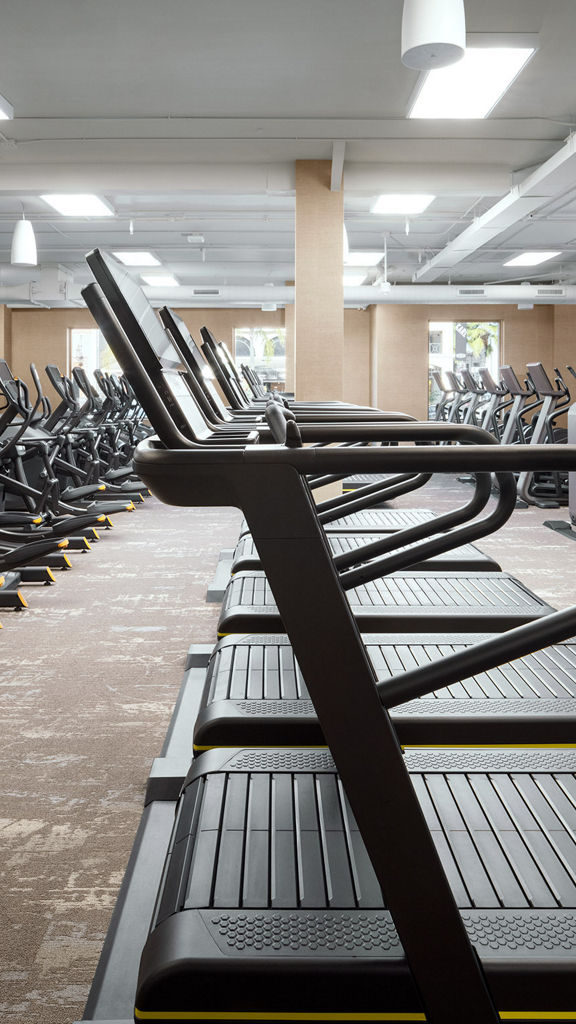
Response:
[0, 305, 12, 362]
[284, 301, 295, 392]
[294, 160, 344, 400]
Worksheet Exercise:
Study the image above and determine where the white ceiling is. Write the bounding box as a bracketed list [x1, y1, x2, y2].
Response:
[0, 0, 576, 304]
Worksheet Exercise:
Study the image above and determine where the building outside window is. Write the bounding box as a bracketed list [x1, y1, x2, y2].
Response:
[68, 328, 122, 382]
[235, 327, 286, 388]
[428, 320, 500, 417]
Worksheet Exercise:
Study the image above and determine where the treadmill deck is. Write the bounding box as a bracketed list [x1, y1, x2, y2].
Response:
[218, 571, 554, 635]
[239, 508, 437, 536]
[194, 633, 576, 748]
[136, 747, 576, 1022]
[231, 532, 501, 574]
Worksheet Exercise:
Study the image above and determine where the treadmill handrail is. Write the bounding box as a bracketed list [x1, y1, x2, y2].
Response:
[334, 471, 493, 573]
[319, 471, 433, 521]
[339, 471, 515, 587]
[135, 437, 576, 475]
[377, 605, 576, 708]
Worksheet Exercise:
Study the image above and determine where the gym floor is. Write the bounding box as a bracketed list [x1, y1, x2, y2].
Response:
[0, 478, 574, 1024]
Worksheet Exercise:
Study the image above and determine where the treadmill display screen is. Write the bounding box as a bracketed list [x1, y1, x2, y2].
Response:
[91, 251, 185, 370]
[164, 309, 206, 371]
[163, 370, 208, 434]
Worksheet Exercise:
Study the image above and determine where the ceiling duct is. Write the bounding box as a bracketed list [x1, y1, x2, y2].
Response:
[0, 282, 574, 308]
[414, 133, 576, 282]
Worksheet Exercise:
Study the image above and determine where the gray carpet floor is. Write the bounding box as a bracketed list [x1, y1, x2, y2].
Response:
[0, 499, 242, 1024]
[0, 480, 574, 1023]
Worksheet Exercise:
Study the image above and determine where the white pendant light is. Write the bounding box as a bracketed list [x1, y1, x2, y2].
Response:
[401, 0, 466, 70]
[11, 216, 37, 266]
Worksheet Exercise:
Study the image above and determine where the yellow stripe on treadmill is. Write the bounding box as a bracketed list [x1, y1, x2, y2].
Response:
[135, 1013, 427, 1021]
[500, 1016, 576, 1021]
[195, 744, 576, 752]
[134, 1012, 576, 1022]
[192, 745, 327, 753]
[403, 745, 576, 750]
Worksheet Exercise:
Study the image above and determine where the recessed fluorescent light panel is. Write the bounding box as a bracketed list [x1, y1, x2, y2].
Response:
[141, 273, 179, 287]
[0, 92, 14, 119]
[372, 194, 435, 215]
[345, 251, 385, 267]
[343, 273, 367, 287]
[504, 251, 562, 267]
[409, 47, 535, 119]
[41, 194, 114, 217]
[112, 251, 161, 266]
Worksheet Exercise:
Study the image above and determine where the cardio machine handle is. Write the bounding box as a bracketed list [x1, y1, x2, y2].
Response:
[378, 605, 576, 709]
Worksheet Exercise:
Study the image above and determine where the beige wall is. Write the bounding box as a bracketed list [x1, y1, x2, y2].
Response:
[553, 306, 576, 371]
[5, 300, 576, 420]
[343, 309, 370, 405]
[10, 308, 94, 404]
[0, 305, 12, 363]
[370, 303, 558, 419]
[8, 306, 286, 404]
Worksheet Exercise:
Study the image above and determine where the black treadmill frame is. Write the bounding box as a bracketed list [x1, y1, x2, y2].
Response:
[84, 262, 576, 1023]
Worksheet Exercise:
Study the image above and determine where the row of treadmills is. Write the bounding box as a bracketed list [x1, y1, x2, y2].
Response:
[76, 249, 576, 1024]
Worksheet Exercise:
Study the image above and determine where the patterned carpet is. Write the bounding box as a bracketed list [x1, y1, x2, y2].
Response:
[0, 478, 574, 1023]
[0, 498, 242, 1024]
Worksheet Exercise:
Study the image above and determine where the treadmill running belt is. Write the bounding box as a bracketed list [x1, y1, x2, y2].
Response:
[193, 634, 576, 747]
[239, 508, 437, 536]
[135, 747, 576, 1022]
[217, 571, 553, 635]
[342, 472, 396, 489]
[231, 532, 500, 573]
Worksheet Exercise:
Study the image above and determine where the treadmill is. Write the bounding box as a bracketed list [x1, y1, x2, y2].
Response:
[130, 428, 576, 1024]
[83, 255, 513, 593]
[85, 249, 492, 546]
[160, 306, 414, 425]
[80, 272, 576, 1021]
[81, 272, 554, 632]
[216, 414, 552, 636]
[83, 277, 576, 750]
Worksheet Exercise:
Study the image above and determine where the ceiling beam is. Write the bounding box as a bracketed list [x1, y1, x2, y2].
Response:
[331, 141, 346, 191]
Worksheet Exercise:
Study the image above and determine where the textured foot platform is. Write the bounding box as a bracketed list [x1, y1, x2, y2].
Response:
[194, 633, 576, 748]
[217, 571, 554, 635]
[135, 747, 576, 1023]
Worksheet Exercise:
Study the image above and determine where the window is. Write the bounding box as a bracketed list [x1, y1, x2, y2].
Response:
[428, 320, 500, 417]
[234, 327, 286, 387]
[68, 328, 122, 383]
